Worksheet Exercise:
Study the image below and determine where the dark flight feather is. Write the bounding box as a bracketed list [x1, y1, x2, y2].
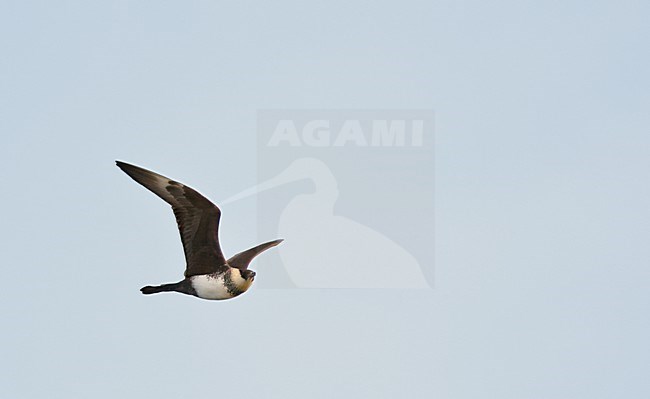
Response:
[227, 239, 284, 270]
[116, 161, 228, 276]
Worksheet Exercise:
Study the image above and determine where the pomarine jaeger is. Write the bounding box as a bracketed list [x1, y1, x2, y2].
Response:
[116, 161, 283, 300]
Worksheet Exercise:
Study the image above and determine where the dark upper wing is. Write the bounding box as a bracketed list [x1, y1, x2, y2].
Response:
[227, 239, 284, 270]
[116, 161, 227, 277]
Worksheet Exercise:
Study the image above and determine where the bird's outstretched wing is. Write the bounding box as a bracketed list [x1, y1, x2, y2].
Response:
[227, 239, 284, 270]
[116, 161, 228, 277]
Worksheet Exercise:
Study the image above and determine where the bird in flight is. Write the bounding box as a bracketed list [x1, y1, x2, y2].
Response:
[116, 161, 283, 300]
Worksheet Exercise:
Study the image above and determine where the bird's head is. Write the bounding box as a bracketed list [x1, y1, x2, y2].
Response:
[233, 269, 256, 293]
[239, 269, 256, 283]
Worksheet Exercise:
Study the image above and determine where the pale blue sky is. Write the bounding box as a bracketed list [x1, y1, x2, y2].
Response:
[1, 1, 649, 398]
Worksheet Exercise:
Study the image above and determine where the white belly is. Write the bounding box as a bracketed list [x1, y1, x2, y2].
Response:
[190, 274, 233, 300]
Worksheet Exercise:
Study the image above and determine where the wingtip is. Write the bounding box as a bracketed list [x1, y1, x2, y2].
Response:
[116, 160, 139, 174]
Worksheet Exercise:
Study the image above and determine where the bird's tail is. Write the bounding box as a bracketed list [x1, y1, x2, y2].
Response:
[140, 283, 179, 295]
